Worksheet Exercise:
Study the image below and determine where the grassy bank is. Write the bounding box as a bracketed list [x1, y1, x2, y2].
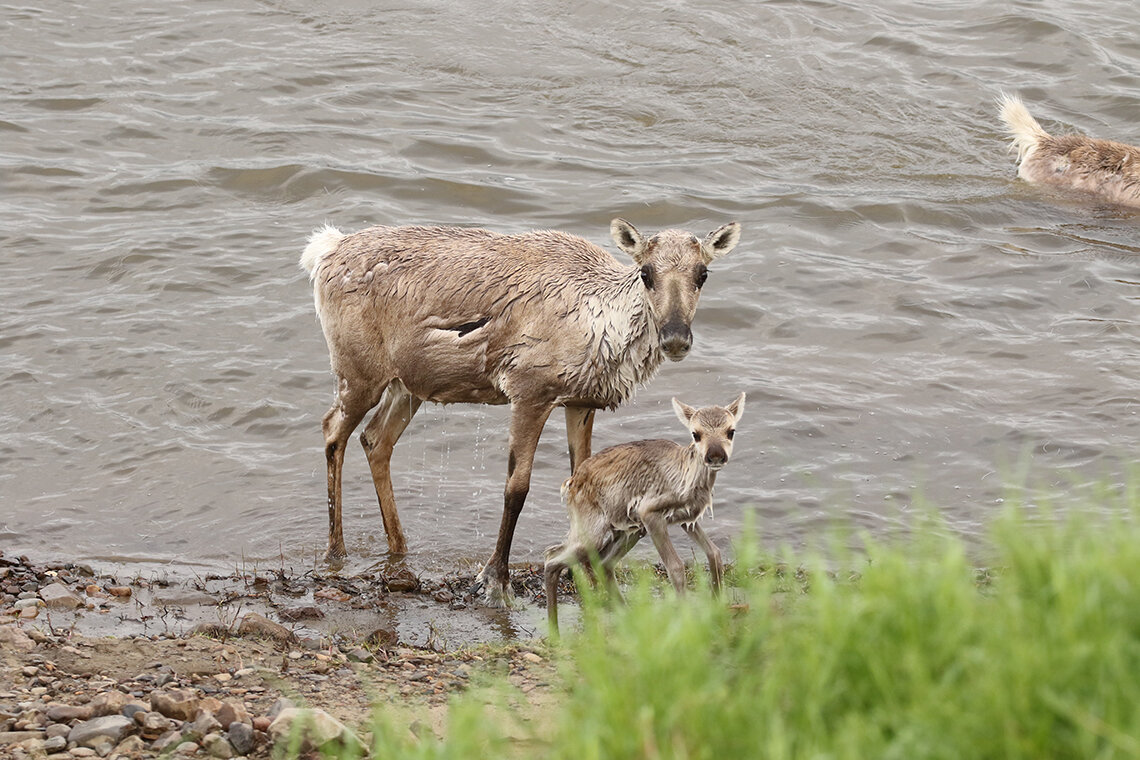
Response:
[357, 493, 1140, 759]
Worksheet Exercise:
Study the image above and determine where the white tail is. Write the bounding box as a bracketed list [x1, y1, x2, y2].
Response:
[300, 224, 345, 279]
[997, 92, 1050, 165]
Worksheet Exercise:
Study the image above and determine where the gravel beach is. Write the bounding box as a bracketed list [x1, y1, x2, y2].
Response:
[0, 550, 560, 758]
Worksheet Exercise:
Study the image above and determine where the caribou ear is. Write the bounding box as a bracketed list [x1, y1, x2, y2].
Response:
[672, 397, 697, 426]
[702, 222, 741, 262]
[726, 392, 746, 424]
[611, 218, 647, 262]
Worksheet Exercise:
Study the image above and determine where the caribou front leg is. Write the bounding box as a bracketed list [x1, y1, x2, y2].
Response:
[474, 401, 554, 607]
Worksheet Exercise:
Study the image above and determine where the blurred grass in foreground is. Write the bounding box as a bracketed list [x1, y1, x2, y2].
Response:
[352, 488, 1140, 759]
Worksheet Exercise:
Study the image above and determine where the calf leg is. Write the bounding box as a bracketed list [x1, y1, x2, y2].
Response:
[359, 380, 422, 555]
[476, 401, 554, 607]
[643, 512, 687, 593]
[683, 522, 723, 593]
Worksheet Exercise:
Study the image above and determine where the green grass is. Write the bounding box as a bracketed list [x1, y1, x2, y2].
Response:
[336, 489, 1140, 759]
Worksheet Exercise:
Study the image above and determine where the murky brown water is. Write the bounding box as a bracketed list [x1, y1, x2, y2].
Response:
[3, 0, 1138, 587]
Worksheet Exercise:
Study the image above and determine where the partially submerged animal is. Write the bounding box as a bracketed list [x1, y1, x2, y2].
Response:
[998, 92, 1140, 207]
[544, 393, 746, 633]
[300, 218, 741, 606]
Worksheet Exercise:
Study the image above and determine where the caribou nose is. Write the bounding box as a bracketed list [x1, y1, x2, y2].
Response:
[705, 445, 728, 469]
[660, 322, 692, 361]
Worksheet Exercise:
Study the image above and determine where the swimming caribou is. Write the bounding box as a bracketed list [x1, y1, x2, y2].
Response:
[300, 218, 741, 605]
[999, 92, 1140, 207]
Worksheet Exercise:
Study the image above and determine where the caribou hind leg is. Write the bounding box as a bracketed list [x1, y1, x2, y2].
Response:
[359, 379, 422, 555]
[322, 379, 385, 561]
[474, 400, 554, 606]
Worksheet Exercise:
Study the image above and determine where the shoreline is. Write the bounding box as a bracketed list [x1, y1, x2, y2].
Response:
[0, 550, 560, 758]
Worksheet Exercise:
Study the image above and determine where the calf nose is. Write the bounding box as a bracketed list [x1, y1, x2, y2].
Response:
[705, 444, 727, 468]
[660, 322, 692, 361]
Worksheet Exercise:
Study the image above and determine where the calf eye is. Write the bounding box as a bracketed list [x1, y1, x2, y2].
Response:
[692, 431, 702, 442]
[695, 266, 708, 288]
[640, 264, 655, 289]
[727, 429, 735, 440]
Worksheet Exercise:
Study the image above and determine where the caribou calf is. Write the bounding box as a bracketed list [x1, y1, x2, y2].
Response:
[544, 393, 746, 632]
[300, 219, 741, 606]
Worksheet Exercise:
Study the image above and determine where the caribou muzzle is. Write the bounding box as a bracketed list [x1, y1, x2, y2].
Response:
[660, 320, 693, 361]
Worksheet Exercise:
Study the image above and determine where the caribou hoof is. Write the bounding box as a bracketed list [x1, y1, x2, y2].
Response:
[323, 546, 347, 568]
[472, 568, 520, 609]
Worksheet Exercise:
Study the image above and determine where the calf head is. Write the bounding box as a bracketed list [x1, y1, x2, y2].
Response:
[672, 393, 746, 470]
[611, 218, 741, 361]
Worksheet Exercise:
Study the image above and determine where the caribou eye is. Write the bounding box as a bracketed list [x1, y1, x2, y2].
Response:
[727, 429, 735, 440]
[695, 266, 709, 288]
[692, 431, 702, 442]
[640, 264, 655, 289]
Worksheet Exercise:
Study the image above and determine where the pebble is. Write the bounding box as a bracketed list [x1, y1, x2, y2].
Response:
[38, 583, 82, 610]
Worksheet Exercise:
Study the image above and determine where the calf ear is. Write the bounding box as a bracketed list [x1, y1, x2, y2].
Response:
[611, 218, 647, 262]
[702, 222, 741, 262]
[672, 397, 697, 426]
[726, 392, 746, 423]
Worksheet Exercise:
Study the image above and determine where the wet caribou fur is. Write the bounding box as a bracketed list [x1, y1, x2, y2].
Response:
[999, 92, 1140, 206]
[300, 218, 741, 605]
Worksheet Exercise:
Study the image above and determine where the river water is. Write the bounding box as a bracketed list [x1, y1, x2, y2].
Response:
[2, 0, 1138, 583]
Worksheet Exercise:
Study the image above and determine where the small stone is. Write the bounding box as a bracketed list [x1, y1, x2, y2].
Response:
[236, 613, 295, 644]
[346, 648, 373, 664]
[84, 584, 102, 596]
[68, 746, 97, 757]
[365, 627, 398, 649]
[38, 583, 82, 610]
[198, 697, 224, 717]
[174, 740, 201, 755]
[45, 723, 70, 739]
[227, 722, 256, 755]
[251, 716, 271, 733]
[277, 606, 324, 622]
[213, 673, 231, 684]
[202, 731, 235, 758]
[43, 734, 67, 752]
[20, 665, 38, 676]
[18, 605, 37, 619]
[150, 689, 199, 722]
[46, 704, 93, 722]
[152, 729, 183, 753]
[88, 690, 131, 717]
[121, 703, 147, 721]
[213, 701, 249, 730]
[313, 586, 351, 602]
[265, 698, 294, 722]
[137, 710, 173, 737]
[0, 730, 43, 744]
[67, 715, 134, 748]
[385, 568, 420, 593]
[106, 586, 132, 598]
[267, 708, 363, 754]
[187, 711, 222, 742]
[113, 734, 146, 756]
[189, 622, 230, 639]
[521, 651, 543, 664]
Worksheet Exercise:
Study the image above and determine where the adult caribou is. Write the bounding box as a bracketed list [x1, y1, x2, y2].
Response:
[300, 218, 741, 605]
